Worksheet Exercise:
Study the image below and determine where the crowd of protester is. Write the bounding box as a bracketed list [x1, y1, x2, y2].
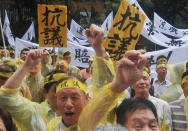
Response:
[0, 24, 187, 131]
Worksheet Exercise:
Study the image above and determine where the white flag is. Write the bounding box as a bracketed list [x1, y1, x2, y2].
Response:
[68, 29, 90, 47]
[67, 41, 95, 68]
[154, 12, 188, 38]
[128, 0, 188, 48]
[146, 46, 188, 66]
[3, 10, 15, 49]
[15, 37, 38, 58]
[22, 22, 35, 41]
[101, 11, 113, 33]
[70, 19, 87, 40]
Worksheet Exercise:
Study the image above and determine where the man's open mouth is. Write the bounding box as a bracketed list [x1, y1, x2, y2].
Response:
[65, 112, 74, 116]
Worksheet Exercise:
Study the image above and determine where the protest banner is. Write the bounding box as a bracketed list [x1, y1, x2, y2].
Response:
[103, 0, 145, 60]
[38, 4, 67, 47]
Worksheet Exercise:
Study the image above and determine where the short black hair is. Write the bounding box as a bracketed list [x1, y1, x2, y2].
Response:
[116, 98, 158, 125]
[156, 55, 167, 62]
[63, 51, 71, 57]
[43, 70, 63, 92]
[43, 81, 57, 93]
[20, 48, 30, 54]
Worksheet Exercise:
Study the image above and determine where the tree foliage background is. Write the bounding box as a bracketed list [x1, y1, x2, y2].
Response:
[139, 0, 188, 28]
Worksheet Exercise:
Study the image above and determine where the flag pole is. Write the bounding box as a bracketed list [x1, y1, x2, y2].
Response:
[51, 47, 57, 66]
[0, 11, 7, 57]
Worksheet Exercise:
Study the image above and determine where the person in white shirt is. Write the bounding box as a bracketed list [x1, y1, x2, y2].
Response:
[152, 64, 172, 98]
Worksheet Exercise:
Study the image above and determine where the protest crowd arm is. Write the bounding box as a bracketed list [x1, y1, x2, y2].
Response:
[0, 50, 48, 131]
[78, 50, 147, 131]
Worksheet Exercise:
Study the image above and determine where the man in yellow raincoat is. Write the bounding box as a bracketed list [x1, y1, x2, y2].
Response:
[0, 50, 66, 131]
[78, 25, 171, 131]
[0, 58, 31, 99]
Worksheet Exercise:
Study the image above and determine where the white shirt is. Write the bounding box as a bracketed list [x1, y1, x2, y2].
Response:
[148, 95, 172, 131]
[152, 78, 172, 98]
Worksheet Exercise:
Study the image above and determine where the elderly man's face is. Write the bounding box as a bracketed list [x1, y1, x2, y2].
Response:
[124, 109, 159, 131]
[133, 75, 150, 98]
[56, 88, 88, 126]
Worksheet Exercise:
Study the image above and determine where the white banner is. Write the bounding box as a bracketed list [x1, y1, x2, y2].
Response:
[68, 29, 90, 47]
[101, 11, 113, 34]
[15, 37, 38, 58]
[3, 10, 15, 49]
[146, 45, 188, 78]
[22, 22, 35, 41]
[154, 12, 188, 38]
[146, 46, 188, 66]
[67, 41, 95, 68]
[128, 0, 188, 48]
[70, 11, 113, 43]
[70, 19, 87, 40]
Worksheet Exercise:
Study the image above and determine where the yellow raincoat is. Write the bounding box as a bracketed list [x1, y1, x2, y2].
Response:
[160, 62, 186, 102]
[79, 56, 171, 131]
[47, 56, 119, 131]
[24, 74, 44, 103]
[78, 84, 122, 131]
[92, 56, 115, 90]
[47, 84, 123, 131]
[0, 86, 56, 131]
